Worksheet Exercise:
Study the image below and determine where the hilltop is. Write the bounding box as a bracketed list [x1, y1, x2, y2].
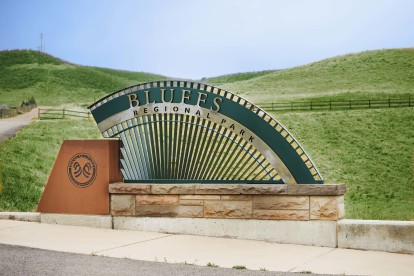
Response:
[0, 50, 167, 106]
[207, 48, 414, 103]
[1, 48, 413, 106]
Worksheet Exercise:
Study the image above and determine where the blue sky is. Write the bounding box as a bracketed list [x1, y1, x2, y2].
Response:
[1, 0, 413, 79]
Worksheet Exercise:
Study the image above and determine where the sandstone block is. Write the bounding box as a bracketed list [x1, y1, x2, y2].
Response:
[135, 205, 203, 218]
[111, 195, 135, 216]
[109, 183, 150, 194]
[179, 199, 204, 206]
[221, 195, 252, 201]
[253, 196, 309, 210]
[253, 210, 309, 220]
[310, 196, 339, 220]
[204, 200, 252, 219]
[194, 184, 241, 194]
[180, 195, 220, 200]
[287, 184, 346, 196]
[136, 195, 178, 205]
[151, 184, 194, 194]
[241, 185, 287, 194]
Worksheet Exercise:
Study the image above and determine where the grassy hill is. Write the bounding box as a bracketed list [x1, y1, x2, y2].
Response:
[207, 48, 414, 103]
[0, 48, 413, 220]
[0, 50, 167, 107]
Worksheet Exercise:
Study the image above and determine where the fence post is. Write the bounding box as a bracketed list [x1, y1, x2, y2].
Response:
[349, 100, 351, 109]
[63, 108, 65, 119]
[368, 99, 371, 109]
[388, 98, 391, 107]
[329, 100, 332, 110]
[310, 101, 313, 111]
[409, 97, 411, 107]
[291, 102, 293, 111]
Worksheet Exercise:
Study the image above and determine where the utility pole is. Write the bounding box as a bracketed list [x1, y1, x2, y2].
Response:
[40, 33, 44, 52]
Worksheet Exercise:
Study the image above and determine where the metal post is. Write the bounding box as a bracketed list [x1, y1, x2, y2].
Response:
[388, 98, 391, 107]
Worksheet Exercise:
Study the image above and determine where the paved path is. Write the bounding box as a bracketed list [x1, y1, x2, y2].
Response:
[0, 220, 413, 275]
[0, 108, 40, 142]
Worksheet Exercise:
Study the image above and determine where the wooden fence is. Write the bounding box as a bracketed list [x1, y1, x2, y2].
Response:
[36, 97, 413, 120]
[38, 108, 91, 120]
[0, 104, 37, 119]
[257, 97, 413, 112]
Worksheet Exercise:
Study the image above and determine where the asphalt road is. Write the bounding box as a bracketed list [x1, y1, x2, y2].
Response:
[0, 244, 330, 276]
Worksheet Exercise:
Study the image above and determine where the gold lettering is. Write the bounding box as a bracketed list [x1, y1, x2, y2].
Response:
[196, 92, 208, 106]
[211, 97, 223, 112]
[128, 94, 140, 108]
[145, 90, 156, 104]
[161, 89, 174, 103]
[181, 89, 191, 104]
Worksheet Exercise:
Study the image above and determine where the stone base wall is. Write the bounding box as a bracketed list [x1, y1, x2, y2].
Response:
[109, 183, 346, 221]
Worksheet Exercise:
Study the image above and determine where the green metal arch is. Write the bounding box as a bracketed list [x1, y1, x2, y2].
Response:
[88, 80, 323, 184]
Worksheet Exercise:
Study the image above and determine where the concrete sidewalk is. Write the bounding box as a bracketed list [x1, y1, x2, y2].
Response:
[0, 220, 413, 275]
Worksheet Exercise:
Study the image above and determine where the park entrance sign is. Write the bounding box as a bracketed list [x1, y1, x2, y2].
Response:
[38, 81, 345, 247]
[88, 81, 322, 184]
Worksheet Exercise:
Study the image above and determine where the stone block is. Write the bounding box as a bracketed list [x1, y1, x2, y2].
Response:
[221, 195, 252, 201]
[135, 195, 178, 205]
[253, 210, 309, 220]
[337, 195, 345, 219]
[179, 199, 204, 206]
[338, 219, 414, 254]
[111, 195, 135, 216]
[204, 200, 252, 219]
[135, 205, 203, 218]
[151, 184, 194, 194]
[253, 196, 309, 210]
[109, 183, 150, 194]
[241, 184, 287, 194]
[180, 195, 220, 200]
[310, 196, 339, 220]
[287, 184, 346, 196]
[194, 184, 241, 194]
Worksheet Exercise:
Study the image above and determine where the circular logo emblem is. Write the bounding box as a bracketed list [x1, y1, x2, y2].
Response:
[67, 153, 97, 188]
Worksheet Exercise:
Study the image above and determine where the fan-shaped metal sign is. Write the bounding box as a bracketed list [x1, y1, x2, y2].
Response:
[88, 81, 322, 184]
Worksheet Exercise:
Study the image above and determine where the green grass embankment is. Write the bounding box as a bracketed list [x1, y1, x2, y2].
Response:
[0, 119, 100, 211]
[0, 107, 413, 220]
[275, 107, 414, 220]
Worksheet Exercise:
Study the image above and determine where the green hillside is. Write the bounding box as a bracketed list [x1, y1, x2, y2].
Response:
[207, 48, 414, 103]
[0, 50, 167, 106]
